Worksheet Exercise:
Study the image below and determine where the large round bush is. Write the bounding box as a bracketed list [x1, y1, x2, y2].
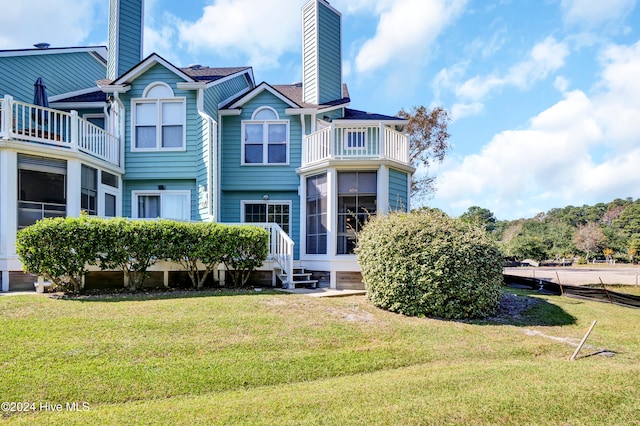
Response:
[356, 209, 503, 319]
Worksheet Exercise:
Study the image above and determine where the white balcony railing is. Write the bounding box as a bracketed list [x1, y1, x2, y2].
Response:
[302, 124, 409, 166]
[0, 95, 119, 166]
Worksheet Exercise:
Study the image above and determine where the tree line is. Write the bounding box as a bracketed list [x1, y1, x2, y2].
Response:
[458, 198, 640, 263]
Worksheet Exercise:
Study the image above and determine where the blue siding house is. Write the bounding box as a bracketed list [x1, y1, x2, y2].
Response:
[0, 0, 413, 291]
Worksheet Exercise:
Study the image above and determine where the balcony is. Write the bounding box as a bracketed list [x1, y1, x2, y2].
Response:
[302, 124, 409, 168]
[0, 95, 120, 167]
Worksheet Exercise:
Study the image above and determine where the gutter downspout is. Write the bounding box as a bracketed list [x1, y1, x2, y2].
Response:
[195, 87, 217, 222]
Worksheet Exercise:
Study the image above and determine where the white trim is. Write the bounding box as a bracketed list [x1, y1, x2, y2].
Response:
[241, 116, 290, 166]
[82, 113, 106, 127]
[228, 83, 299, 109]
[131, 190, 191, 221]
[49, 87, 103, 102]
[131, 83, 186, 152]
[0, 46, 107, 59]
[343, 128, 367, 150]
[50, 102, 106, 109]
[111, 53, 196, 85]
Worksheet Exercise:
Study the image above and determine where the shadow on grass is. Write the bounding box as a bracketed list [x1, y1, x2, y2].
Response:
[470, 288, 578, 327]
[52, 287, 290, 303]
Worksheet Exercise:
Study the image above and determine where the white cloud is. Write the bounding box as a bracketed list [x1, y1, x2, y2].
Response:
[433, 39, 640, 219]
[451, 102, 484, 121]
[177, 0, 301, 69]
[561, 0, 636, 28]
[0, 0, 100, 49]
[354, 0, 467, 73]
[455, 36, 569, 102]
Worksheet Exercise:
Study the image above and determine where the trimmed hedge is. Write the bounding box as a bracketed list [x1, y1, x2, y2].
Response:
[16, 217, 269, 293]
[356, 209, 503, 319]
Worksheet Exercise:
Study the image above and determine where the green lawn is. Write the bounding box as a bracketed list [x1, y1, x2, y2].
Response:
[1, 289, 639, 425]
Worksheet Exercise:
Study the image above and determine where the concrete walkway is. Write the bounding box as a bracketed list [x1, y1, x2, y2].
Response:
[276, 288, 366, 297]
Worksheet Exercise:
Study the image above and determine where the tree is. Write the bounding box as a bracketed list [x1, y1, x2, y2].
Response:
[573, 222, 605, 262]
[460, 206, 497, 232]
[397, 105, 451, 200]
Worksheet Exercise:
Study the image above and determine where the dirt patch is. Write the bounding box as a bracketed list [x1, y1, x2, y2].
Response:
[488, 292, 541, 323]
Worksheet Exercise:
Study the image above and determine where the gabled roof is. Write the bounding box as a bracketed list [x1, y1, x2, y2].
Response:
[99, 53, 254, 93]
[107, 53, 196, 86]
[225, 82, 302, 109]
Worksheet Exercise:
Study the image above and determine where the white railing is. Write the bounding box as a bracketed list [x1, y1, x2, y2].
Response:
[224, 222, 295, 289]
[264, 223, 295, 289]
[303, 124, 409, 166]
[0, 95, 120, 166]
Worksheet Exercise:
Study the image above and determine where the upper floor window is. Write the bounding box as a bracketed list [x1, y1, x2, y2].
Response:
[242, 107, 288, 165]
[132, 83, 186, 151]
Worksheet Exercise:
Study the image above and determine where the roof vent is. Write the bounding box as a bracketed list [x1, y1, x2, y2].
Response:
[188, 64, 202, 70]
[34, 43, 50, 49]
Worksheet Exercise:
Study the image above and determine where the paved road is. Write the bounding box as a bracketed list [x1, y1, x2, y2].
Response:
[504, 266, 640, 286]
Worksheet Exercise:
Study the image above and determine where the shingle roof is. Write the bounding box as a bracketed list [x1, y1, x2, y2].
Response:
[271, 83, 350, 108]
[180, 66, 251, 82]
[342, 108, 403, 121]
[54, 90, 107, 103]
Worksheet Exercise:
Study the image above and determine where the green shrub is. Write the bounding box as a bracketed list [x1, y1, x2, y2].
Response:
[97, 219, 169, 290]
[356, 209, 503, 319]
[163, 221, 226, 289]
[220, 225, 269, 288]
[16, 216, 102, 293]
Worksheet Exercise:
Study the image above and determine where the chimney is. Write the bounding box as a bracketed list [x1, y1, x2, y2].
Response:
[108, 0, 144, 81]
[302, 0, 343, 105]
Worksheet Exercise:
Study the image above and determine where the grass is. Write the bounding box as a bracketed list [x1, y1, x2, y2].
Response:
[1, 288, 639, 425]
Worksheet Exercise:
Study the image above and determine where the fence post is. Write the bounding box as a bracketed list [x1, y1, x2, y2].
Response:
[70, 110, 79, 151]
[1, 95, 13, 139]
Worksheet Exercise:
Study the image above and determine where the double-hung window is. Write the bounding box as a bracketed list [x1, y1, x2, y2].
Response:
[242, 107, 288, 165]
[132, 190, 191, 221]
[132, 83, 185, 151]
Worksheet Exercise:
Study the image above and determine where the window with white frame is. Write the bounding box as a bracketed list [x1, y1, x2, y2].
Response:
[81, 165, 98, 215]
[243, 201, 290, 234]
[345, 129, 367, 149]
[132, 83, 185, 151]
[242, 107, 288, 165]
[132, 190, 191, 221]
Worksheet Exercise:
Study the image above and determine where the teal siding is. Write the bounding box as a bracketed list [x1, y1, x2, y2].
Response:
[108, 0, 143, 80]
[119, 63, 204, 182]
[317, 2, 342, 103]
[220, 190, 301, 259]
[388, 169, 409, 212]
[0, 51, 106, 102]
[123, 180, 198, 220]
[204, 73, 251, 114]
[221, 90, 301, 192]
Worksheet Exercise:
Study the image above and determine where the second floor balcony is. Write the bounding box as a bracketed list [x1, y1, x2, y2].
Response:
[0, 95, 120, 167]
[302, 124, 410, 168]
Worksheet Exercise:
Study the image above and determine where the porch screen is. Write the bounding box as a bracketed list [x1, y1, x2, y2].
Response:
[17, 155, 67, 229]
[306, 173, 327, 254]
[337, 171, 377, 255]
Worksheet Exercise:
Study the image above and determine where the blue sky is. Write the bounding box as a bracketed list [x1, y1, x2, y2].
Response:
[2, 0, 639, 220]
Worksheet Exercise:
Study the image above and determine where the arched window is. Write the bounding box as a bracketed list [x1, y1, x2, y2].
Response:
[242, 107, 289, 165]
[132, 82, 186, 151]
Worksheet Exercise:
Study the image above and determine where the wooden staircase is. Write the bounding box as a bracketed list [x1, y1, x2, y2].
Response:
[276, 267, 318, 289]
